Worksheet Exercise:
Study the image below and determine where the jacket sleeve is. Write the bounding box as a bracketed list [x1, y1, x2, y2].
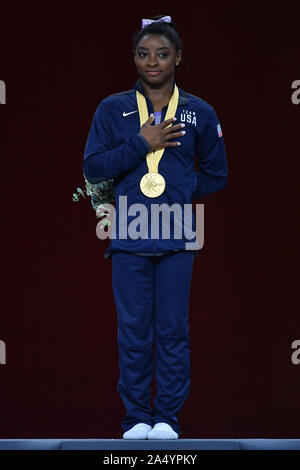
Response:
[82, 99, 151, 184]
[192, 107, 228, 199]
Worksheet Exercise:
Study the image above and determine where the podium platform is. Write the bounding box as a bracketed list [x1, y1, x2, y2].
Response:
[0, 439, 300, 450]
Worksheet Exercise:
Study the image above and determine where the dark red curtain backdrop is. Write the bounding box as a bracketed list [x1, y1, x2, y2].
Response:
[1, 1, 299, 438]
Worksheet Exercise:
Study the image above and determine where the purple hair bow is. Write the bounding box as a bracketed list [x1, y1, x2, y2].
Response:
[142, 16, 172, 29]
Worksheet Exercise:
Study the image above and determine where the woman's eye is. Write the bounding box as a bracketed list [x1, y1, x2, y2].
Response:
[138, 52, 169, 58]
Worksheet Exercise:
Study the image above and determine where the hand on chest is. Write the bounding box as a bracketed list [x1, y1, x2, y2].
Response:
[115, 106, 198, 160]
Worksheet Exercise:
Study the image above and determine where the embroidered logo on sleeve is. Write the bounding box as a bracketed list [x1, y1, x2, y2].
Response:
[217, 123, 223, 137]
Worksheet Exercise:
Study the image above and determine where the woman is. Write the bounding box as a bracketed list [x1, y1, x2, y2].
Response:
[83, 15, 228, 440]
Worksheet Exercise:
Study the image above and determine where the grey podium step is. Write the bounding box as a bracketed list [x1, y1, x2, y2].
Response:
[0, 439, 300, 450]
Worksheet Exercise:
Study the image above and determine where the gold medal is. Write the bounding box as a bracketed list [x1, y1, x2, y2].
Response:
[140, 172, 166, 198]
[136, 83, 179, 198]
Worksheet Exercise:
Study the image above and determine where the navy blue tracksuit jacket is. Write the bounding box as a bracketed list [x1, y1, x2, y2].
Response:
[83, 78, 228, 259]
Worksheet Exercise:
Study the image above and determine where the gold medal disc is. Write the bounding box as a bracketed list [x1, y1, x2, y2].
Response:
[140, 172, 166, 198]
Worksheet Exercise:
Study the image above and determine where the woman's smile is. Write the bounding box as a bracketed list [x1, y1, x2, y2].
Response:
[145, 71, 162, 76]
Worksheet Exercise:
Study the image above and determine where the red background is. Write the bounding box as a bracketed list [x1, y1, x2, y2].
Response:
[0, 1, 299, 438]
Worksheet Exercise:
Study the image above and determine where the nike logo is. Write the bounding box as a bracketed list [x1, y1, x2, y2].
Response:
[123, 110, 138, 117]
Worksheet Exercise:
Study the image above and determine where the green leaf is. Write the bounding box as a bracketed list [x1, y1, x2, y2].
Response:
[100, 219, 111, 226]
[77, 187, 85, 197]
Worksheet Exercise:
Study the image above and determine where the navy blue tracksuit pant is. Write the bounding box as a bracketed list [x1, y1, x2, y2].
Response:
[111, 250, 196, 438]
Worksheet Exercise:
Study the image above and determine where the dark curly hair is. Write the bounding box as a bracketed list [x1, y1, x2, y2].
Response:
[132, 15, 182, 53]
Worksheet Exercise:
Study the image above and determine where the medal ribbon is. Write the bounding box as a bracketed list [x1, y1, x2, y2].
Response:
[136, 84, 179, 173]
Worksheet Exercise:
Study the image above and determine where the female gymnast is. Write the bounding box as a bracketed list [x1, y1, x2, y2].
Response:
[83, 14, 228, 439]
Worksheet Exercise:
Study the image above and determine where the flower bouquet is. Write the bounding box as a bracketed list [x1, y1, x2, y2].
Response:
[72, 175, 115, 229]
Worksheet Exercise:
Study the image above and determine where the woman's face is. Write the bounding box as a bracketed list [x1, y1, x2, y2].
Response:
[134, 34, 181, 87]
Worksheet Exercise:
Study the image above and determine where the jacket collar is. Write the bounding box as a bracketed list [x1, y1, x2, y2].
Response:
[133, 77, 189, 107]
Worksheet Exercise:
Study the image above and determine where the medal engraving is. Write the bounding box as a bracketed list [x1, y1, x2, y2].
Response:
[140, 172, 166, 198]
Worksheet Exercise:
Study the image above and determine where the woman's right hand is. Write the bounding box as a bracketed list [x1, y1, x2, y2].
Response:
[139, 115, 186, 151]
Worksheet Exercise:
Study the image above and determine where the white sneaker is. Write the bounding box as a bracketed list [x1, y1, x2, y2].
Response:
[147, 422, 179, 439]
[123, 423, 153, 439]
